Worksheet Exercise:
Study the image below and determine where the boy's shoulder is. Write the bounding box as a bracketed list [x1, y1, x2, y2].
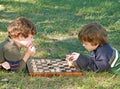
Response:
[97, 44, 113, 51]
[95, 43, 114, 55]
[0, 37, 18, 50]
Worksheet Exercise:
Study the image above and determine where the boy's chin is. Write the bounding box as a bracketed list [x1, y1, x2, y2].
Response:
[87, 49, 93, 51]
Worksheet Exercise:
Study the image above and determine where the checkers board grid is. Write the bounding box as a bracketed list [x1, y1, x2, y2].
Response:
[27, 59, 82, 77]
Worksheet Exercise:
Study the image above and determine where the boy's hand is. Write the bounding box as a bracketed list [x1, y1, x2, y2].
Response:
[2, 62, 10, 70]
[71, 52, 80, 60]
[27, 43, 36, 56]
[23, 45, 36, 62]
[66, 52, 80, 67]
[66, 55, 74, 61]
[28, 46, 36, 56]
[66, 52, 80, 61]
[67, 60, 74, 67]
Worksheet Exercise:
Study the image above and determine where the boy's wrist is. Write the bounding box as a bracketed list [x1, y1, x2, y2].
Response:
[72, 60, 79, 69]
[23, 52, 31, 62]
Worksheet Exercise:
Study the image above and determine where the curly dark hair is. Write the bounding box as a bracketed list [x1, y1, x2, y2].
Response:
[78, 22, 108, 46]
[8, 17, 37, 38]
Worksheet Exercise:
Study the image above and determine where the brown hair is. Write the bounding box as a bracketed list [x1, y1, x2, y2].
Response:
[8, 17, 37, 38]
[78, 22, 108, 46]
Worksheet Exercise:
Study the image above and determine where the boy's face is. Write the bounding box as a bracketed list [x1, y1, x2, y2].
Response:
[19, 34, 34, 47]
[82, 41, 99, 51]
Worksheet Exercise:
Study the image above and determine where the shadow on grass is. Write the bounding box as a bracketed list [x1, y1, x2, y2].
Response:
[109, 29, 120, 52]
[0, 0, 120, 33]
[34, 28, 120, 59]
[0, 0, 120, 58]
[34, 35, 89, 59]
[0, 0, 34, 32]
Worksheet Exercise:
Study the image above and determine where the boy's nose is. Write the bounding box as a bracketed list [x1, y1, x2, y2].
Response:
[83, 44, 85, 47]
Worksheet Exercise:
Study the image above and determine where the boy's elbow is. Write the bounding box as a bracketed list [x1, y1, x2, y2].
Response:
[95, 63, 110, 72]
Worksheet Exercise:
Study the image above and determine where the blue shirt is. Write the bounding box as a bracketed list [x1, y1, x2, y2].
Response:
[76, 44, 114, 72]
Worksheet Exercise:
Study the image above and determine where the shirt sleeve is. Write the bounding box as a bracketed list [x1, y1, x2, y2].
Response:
[4, 46, 27, 72]
[3, 42, 21, 62]
[76, 54, 98, 71]
[92, 50, 111, 72]
[76, 52, 111, 72]
[18, 59, 26, 72]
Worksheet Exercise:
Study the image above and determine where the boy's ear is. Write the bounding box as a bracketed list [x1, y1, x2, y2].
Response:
[18, 34, 24, 40]
[96, 43, 99, 47]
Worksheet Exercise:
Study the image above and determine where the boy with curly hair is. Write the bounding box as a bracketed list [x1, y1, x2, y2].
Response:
[0, 17, 37, 72]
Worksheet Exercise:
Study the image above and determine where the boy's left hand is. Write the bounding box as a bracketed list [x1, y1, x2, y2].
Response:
[23, 46, 36, 62]
[27, 45, 36, 56]
[71, 52, 80, 60]
[66, 52, 80, 61]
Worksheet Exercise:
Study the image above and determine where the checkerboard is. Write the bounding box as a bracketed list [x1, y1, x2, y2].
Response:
[27, 59, 83, 77]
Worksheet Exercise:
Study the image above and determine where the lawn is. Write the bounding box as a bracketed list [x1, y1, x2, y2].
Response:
[0, 0, 120, 89]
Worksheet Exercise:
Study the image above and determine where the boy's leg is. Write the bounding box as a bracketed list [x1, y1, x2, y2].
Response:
[110, 53, 120, 74]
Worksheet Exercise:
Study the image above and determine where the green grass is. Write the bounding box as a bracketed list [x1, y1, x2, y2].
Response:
[0, 0, 120, 89]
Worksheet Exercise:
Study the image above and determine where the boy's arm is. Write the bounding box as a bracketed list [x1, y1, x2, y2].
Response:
[76, 53, 110, 72]
[18, 60, 26, 72]
[17, 50, 32, 72]
[23, 46, 36, 62]
[76, 54, 92, 70]
[18, 46, 36, 72]
[23, 52, 31, 62]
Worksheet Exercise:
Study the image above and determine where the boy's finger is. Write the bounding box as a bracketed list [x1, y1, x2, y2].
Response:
[71, 52, 78, 55]
[26, 42, 33, 47]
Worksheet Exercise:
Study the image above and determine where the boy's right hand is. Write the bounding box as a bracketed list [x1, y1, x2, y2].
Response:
[66, 52, 80, 67]
[2, 62, 10, 70]
[23, 45, 36, 62]
[71, 52, 80, 60]
[66, 52, 80, 61]
[26, 45, 36, 57]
